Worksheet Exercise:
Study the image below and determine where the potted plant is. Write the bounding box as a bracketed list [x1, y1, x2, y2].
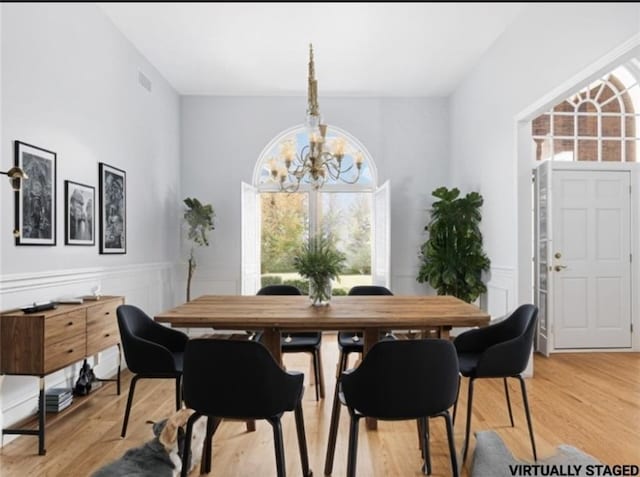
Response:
[293, 234, 346, 306]
[183, 197, 215, 302]
[417, 187, 490, 303]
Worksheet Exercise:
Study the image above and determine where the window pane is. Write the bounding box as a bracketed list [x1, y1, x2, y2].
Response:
[625, 140, 639, 162]
[626, 115, 638, 138]
[577, 115, 597, 136]
[320, 193, 372, 292]
[601, 98, 622, 113]
[260, 193, 309, 287]
[553, 139, 574, 161]
[553, 100, 574, 113]
[602, 140, 621, 162]
[533, 137, 552, 161]
[553, 115, 574, 136]
[602, 116, 622, 137]
[532, 114, 550, 136]
[577, 139, 598, 161]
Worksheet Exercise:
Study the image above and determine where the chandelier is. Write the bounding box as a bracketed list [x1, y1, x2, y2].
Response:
[267, 44, 364, 192]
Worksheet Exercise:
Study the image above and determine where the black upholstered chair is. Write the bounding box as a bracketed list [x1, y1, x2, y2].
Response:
[452, 304, 539, 464]
[257, 284, 324, 401]
[324, 285, 394, 474]
[339, 285, 394, 365]
[116, 304, 188, 438]
[337, 339, 459, 477]
[180, 338, 312, 477]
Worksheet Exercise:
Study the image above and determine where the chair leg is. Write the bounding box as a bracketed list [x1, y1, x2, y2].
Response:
[180, 412, 199, 477]
[452, 375, 461, 425]
[441, 411, 459, 477]
[121, 375, 140, 438]
[504, 377, 514, 427]
[347, 414, 361, 477]
[175, 375, 182, 411]
[202, 416, 220, 474]
[517, 375, 538, 461]
[461, 377, 475, 465]
[269, 417, 287, 477]
[324, 351, 348, 475]
[316, 346, 325, 399]
[294, 402, 312, 477]
[419, 417, 431, 475]
[312, 350, 320, 401]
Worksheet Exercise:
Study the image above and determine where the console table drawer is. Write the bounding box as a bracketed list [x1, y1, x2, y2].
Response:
[87, 319, 119, 356]
[44, 332, 86, 374]
[45, 310, 86, 344]
[87, 300, 119, 323]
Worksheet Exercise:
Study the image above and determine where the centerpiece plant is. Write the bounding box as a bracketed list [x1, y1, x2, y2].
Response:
[293, 234, 346, 306]
[417, 186, 490, 303]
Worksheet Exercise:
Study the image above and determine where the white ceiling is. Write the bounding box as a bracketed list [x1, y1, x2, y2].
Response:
[99, 3, 524, 97]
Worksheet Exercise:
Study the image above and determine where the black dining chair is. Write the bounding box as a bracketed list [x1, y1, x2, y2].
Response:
[257, 284, 324, 401]
[180, 338, 312, 477]
[338, 339, 459, 477]
[116, 304, 188, 438]
[452, 304, 539, 464]
[324, 285, 394, 474]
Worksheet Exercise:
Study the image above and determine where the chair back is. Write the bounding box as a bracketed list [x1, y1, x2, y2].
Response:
[348, 285, 393, 296]
[182, 339, 304, 419]
[117, 304, 188, 374]
[494, 304, 538, 374]
[341, 339, 459, 420]
[495, 304, 538, 344]
[257, 285, 302, 295]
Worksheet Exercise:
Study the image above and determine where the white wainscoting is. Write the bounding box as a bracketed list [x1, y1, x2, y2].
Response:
[0, 261, 177, 447]
[484, 266, 517, 320]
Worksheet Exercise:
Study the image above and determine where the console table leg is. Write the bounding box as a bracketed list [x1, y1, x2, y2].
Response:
[38, 376, 46, 455]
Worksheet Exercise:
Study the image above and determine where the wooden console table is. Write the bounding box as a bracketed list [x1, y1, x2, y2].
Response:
[0, 296, 124, 455]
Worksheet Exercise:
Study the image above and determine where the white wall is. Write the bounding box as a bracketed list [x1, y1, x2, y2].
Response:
[450, 3, 640, 318]
[181, 96, 449, 297]
[0, 3, 181, 442]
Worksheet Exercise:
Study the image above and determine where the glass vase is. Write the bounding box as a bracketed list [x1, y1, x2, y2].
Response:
[309, 277, 332, 306]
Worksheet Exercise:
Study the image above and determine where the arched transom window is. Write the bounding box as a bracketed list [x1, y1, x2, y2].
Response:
[532, 62, 640, 162]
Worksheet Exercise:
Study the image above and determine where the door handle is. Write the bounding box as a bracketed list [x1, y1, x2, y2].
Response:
[554, 265, 567, 272]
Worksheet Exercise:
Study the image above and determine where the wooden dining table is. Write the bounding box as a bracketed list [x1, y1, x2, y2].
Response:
[155, 294, 490, 365]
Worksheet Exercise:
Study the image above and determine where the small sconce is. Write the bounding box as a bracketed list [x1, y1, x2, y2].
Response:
[0, 166, 28, 191]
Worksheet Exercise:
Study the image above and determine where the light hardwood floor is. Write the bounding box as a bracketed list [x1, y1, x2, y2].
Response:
[0, 335, 638, 476]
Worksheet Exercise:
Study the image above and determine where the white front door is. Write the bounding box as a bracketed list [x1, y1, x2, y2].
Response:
[552, 170, 632, 349]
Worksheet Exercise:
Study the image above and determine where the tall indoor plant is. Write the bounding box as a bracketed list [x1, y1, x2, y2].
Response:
[183, 197, 215, 302]
[293, 234, 346, 306]
[417, 187, 490, 303]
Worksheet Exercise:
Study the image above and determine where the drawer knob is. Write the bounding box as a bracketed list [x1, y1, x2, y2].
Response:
[67, 349, 73, 354]
[104, 333, 110, 338]
[105, 311, 110, 315]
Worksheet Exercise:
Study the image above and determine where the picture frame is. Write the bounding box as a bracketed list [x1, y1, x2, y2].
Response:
[65, 180, 95, 246]
[15, 141, 57, 246]
[99, 163, 126, 254]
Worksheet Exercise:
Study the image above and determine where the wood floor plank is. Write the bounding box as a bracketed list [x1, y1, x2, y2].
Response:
[0, 336, 638, 476]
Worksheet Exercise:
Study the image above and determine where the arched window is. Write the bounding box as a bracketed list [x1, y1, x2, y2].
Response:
[532, 63, 640, 162]
[241, 125, 389, 295]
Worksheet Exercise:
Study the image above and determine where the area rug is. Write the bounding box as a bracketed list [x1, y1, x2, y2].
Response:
[471, 430, 602, 477]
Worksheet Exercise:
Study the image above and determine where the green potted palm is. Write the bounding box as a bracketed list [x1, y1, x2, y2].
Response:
[183, 197, 215, 302]
[293, 234, 346, 306]
[417, 187, 490, 303]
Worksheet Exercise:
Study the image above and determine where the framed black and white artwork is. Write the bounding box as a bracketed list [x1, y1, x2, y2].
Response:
[99, 163, 126, 254]
[65, 181, 95, 246]
[15, 141, 57, 246]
